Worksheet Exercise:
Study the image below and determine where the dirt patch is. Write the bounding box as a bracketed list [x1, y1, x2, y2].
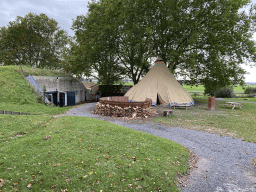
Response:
[177, 150, 200, 188]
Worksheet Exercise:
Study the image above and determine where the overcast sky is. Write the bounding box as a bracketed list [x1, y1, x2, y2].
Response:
[1, 0, 256, 82]
[0, 0, 90, 37]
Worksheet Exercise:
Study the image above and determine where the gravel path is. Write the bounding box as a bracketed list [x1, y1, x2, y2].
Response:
[55, 103, 256, 192]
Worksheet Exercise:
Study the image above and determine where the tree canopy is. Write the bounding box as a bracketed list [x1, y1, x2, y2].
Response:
[70, 0, 256, 90]
[0, 13, 69, 69]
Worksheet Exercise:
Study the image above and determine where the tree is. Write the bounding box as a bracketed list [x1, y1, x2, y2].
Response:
[71, 0, 153, 84]
[71, 0, 256, 90]
[0, 13, 69, 69]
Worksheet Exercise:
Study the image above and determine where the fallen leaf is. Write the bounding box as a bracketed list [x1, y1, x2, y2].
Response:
[43, 136, 51, 140]
[136, 185, 142, 189]
[27, 183, 32, 188]
[13, 183, 18, 185]
[120, 179, 126, 182]
[108, 174, 113, 177]
[51, 185, 57, 189]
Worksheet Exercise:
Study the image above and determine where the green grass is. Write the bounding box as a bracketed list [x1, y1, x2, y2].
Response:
[0, 66, 72, 115]
[182, 84, 256, 94]
[121, 81, 134, 86]
[0, 66, 38, 105]
[19, 65, 71, 77]
[0, 116, 189, 191]
[182, 85, 205, 92]
[153, 98, 256, 143]
[223, 98, 256, 102]
[0, 103, 72, 115]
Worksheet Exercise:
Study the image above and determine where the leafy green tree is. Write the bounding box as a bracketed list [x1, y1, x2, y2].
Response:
[0, 13, 69, 69]
[71, 0, 153, 84]
[151, 0, 255, 94]
[71, 0, 256, 90]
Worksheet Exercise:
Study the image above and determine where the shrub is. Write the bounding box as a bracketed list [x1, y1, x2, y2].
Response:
[214, 87, 236, 98]
[244, 87, 256, 94]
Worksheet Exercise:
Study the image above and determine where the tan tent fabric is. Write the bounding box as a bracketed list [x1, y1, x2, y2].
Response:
[125, 57, 194, 106]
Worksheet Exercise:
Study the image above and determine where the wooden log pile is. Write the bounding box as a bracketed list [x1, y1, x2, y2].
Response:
[93, 102, 155, 118]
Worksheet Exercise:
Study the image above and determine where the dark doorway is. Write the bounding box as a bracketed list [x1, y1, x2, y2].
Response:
[157, 94, 161, 105]
[60, 93, 65, 107]
[46, 91, 58, 106]
[67, 92, 75, 106]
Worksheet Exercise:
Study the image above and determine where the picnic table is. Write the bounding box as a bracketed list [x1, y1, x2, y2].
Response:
[224, 102, 242, 110]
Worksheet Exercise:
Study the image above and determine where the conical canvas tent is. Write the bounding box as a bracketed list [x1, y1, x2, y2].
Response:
[125, 57, 194, 106]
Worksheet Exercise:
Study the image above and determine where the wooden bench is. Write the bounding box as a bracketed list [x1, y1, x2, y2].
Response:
[173, 103, 190, 110]
[224, 102, 242, 110]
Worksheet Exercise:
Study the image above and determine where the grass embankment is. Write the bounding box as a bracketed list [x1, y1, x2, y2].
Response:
[0, 66, 71, 114]
[0, 65, 190, 191]
[153, 99, 256, 143]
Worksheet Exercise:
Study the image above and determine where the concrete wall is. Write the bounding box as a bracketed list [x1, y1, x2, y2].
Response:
[32, 76, 87, 104]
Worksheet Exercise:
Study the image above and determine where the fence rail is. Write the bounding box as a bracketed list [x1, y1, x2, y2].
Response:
[0, 110, 37, 115]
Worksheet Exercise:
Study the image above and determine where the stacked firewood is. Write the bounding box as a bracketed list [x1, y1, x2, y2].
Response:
[93, 102, 155, 118]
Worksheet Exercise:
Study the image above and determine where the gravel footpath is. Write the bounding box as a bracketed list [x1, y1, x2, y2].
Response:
[55, 103, 256, 192]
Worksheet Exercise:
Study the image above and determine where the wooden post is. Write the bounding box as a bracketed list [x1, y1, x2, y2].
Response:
[208, 96, 215, 111]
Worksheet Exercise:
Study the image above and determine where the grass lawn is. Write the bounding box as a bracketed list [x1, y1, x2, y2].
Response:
[0, 115, 189, 191]
[182, 84, 256, 93]
[153, 98, 256, 143]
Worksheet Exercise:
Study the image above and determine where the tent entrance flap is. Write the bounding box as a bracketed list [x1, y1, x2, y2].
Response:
[157, 93, 165, 105]
[157, 94, 160, 105]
